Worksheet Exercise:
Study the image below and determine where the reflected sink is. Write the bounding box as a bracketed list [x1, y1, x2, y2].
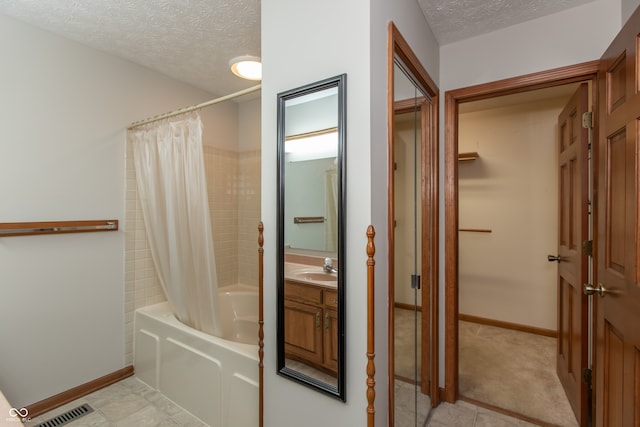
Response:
[293, 271, 337, 282]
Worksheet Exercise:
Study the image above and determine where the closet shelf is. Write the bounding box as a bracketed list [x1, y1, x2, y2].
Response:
[458, 152, 479, 162]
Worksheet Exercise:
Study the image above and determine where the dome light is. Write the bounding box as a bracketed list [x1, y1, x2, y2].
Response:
[229, 56, 262, 81]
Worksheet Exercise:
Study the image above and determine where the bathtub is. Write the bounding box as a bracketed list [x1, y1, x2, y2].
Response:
[134, 284, 259, 427]
[217, 284, 259, 345]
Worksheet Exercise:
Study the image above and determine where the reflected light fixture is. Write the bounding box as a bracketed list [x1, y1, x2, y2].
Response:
[285, 131, 338, 162]
[229, 55, 262, 81]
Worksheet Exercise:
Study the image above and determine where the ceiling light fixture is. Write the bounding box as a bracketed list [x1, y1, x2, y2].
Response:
[229, 55, 262, 81]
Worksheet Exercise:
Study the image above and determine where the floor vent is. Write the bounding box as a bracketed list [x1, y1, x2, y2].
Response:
[34, 403, 94, 427]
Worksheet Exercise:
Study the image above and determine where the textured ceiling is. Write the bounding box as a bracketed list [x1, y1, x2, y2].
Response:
[417, 0, 595, 45]
[0, 0, 260, 97]
[0, 0, 595, 97]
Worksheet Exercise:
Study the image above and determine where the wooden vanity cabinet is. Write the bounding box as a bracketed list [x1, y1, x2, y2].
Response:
[284, 280, 338, 374]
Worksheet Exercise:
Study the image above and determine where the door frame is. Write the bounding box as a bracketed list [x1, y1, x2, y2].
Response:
[388, 22, 440, 425]
[443, 61, 600, 408]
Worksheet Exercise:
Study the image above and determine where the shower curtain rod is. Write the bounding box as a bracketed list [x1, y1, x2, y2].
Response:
[127, 84, 262, 129]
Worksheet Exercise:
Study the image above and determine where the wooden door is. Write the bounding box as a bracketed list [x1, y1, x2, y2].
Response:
[595, 7, 640, 426]
[556, 83, 590, 426]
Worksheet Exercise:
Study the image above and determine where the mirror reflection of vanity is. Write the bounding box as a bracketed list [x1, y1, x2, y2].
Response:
[277, 74, 346, 400]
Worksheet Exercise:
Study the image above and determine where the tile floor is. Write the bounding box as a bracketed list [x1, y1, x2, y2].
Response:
[28, 377, 206, 427]
[30, 376, 539, 427]
[394, 379, 431, 426]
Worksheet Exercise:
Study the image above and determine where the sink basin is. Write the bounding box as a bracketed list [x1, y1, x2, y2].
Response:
[293, 271, 337, 282]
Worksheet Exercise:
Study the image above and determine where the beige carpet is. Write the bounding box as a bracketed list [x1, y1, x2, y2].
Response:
[459, 320, 579, 426]
[393, 310, 578, 426]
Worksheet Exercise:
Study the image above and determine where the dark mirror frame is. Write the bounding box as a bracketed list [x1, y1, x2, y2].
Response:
[276, 74, 347, 401]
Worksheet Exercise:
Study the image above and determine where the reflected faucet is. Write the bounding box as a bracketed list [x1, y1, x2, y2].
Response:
[323, 257, 338, 274]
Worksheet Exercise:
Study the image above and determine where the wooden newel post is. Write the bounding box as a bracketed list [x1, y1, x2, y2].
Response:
[258, 221, 264, 427]
[366, 225, 376, 426]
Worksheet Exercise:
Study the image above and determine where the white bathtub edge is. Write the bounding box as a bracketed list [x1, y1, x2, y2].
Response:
[136, 302, 259, 361]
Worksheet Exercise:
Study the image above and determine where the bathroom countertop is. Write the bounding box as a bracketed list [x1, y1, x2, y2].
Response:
[284, 262, 337, 289]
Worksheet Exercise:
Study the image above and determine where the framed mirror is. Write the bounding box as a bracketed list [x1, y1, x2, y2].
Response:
[277, 74, 346, 400]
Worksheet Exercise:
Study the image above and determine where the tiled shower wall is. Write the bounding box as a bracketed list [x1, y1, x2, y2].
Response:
[124, 142, 261, 365]
[203, 146, 261, 288]
[237, 150, 262, 286]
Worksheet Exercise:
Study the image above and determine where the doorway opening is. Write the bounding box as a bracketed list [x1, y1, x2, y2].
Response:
[444, 61, 599, 427]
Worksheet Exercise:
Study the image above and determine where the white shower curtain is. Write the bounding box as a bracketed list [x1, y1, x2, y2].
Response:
[129, 112, 221, 336]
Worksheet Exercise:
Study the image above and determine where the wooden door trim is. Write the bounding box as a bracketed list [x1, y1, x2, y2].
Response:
[388, 21, 440, 426]
[422, 90, 440, 398]
[444, 61, 599, 404]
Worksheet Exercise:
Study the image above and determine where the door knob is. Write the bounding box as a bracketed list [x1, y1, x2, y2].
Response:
[547, 255, 562, 262]
[583, 283, 607, 297]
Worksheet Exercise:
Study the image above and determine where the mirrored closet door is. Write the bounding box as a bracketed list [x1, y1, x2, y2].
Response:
[391, 57, 433, 427]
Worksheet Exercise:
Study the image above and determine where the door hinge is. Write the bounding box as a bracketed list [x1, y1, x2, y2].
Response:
[411, 274, 421, 290]
[583, 240, 593, 257]
[582, 111, 593, 129]
[582, 368, 592, 385]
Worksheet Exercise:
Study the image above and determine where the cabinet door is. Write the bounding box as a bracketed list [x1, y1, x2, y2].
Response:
[323, 308, 339, 371]
[285, 281, 323, 305]
[284, 299, 323, 365]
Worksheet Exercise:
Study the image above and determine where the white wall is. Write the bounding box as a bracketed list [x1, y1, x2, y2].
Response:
[622, 0, 640, 23]
[0, 13, 219, 407]
[239, 97, 262, 152]
[263, 0, 439, 425]
[200, 101, 239, 150]
[458, 98, 567, 331]
[440, 0, 620, 91]
[262, 0, 371, 424]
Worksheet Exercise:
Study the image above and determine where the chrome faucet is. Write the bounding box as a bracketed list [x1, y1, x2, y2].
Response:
[323, 257, 338, 274]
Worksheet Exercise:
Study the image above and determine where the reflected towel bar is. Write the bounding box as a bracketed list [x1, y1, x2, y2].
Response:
[293, 216, 325, 224]
[0, 220, 119, 237]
